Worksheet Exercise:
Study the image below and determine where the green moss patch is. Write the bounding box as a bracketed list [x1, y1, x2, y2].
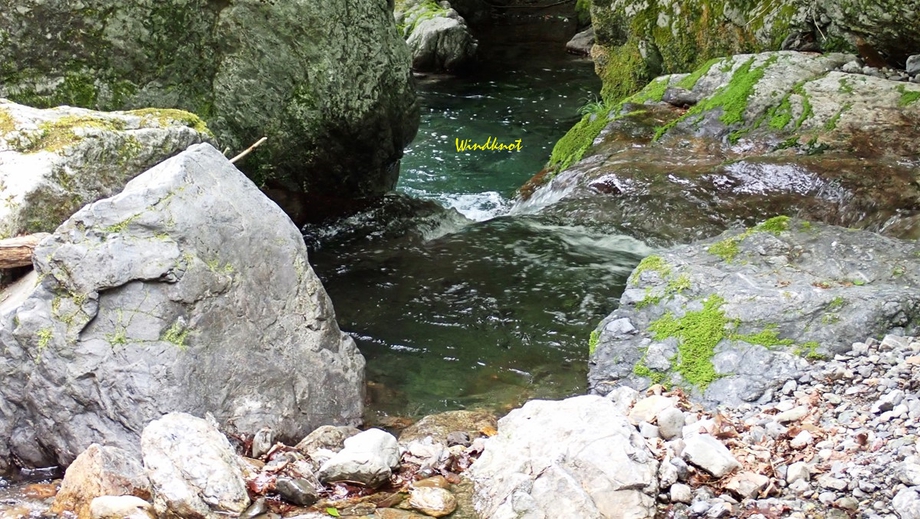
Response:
[897, 85, 920, 107]
[588, 329, 600, 355]
[707, 216, 789, 261]
[547, 106, 613, 171]
[127, 108, 211, 136]
[648, 294, 727, 388]
[633, 255, 671, 279]
[0, 108, 14, 134]
[22, 115, 126, 153]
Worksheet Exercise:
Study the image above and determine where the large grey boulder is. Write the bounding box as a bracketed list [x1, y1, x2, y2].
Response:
[0, 99, 211, 237]
[318, 428, 401, 488]
[141, 413, 249, 519]
[526, 52, 920, 245]
[396, 0, 478, 72]
[469, 395, 659, 519]
[0, 0, 419, 216]
[0, 143, 365, 471]
[589, 217, 920, 407]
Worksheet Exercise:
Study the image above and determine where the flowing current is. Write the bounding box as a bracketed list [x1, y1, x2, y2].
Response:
[308, 44, 655, 420]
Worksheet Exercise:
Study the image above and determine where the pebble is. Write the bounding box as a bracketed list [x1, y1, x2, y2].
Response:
[408, 487, 457, 518]
[682, 435, 741, 477]
[671, 483, 692, 504]
[657, 407, 685, 440]
[786, 462, 810, 484]
[789, 430, 813, 449]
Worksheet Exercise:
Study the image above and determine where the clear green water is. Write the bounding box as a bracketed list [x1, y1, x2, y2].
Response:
[309, 45, 655, 420]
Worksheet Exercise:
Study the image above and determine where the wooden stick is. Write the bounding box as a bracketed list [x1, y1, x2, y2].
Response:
[0, 233, 50, 269]
[230, 137, 268, 164]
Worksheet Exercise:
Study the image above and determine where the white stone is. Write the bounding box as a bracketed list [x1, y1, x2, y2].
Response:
[894, 487, 920, 519]
[682, 435, 741, 477]
[629, 395, 677, 424]
[89, 496, 156, 519]
[725, 472, 769, 499]
[469, 395, 658, 519]
[408, 487, 457, 518]
[318, 428, 400, 488]
[774, 406, 809, 423]
[786, 462, 810, 484]
[142, 413, 250, 519]
[670, 483, 692, 504]
[657, 407, 686, 440]
[789, 430, 814, 449]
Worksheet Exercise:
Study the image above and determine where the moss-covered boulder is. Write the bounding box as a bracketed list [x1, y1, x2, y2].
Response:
[588, 217, 920, 407]
[589, 0, 920, 102]
[0, 0, 419, 219]
[395, 0, 478, 72]
[0, 99, 211, 238]
[522, 52, 920, 245]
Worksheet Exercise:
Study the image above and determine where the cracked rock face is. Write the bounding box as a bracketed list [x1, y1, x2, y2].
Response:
[0, 143, 365, 472]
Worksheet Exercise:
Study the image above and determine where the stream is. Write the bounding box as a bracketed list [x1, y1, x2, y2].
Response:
[308, 44, 656, 420]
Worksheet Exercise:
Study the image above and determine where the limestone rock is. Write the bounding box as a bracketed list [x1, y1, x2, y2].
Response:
[295, 425, 362, 458]
[395, 0, 477, 72]
[0, 143, 365, 469]
[0, 0, 419, 217]
[469, 395, 658, 519]
[51, 444, 150, 519]
[657, 407, 686, 440]
[589, 218, 920, 407]
[89, 496, 155, 519]
[629, 395, 677, 424]
[398, 410, 496, 445]
[318, 428, 401, 488]
[141, 413, 250, 519]
[894, 487, 920, 519]
[0, 100, 211, 237]
[724, 471, 769, 499]
[532, 52, 920, 247]
[408, 487, 457, 518]
[566, 27, 594, 56]
[682, 435, 740, 478]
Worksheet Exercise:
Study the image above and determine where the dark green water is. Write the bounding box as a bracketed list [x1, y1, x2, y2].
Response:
[309, 45, 655, 420]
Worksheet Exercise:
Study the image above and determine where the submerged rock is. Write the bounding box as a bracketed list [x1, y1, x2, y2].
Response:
[0, 100, 211, 237]
[469, 395, 658, 519]
[589, 217, 920, 406]
[142, 413, 250, 519]
[527, 51, 920, 245]
[0, 0, 419, 220]
[0, 143, 365, 470]
[88, 496, 155, 519]
[395, 0, 478, 72]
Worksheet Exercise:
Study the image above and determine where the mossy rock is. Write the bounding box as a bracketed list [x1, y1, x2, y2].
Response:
[0, 0, 419, 217]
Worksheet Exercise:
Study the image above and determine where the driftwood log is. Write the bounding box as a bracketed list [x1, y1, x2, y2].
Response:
[0, 233, 49, 269]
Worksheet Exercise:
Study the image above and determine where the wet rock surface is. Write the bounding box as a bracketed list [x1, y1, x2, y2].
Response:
[590, 217, 920, 406]
[0, 143, 365, 471]
[0, 100, 211, 237]
[524, 51, 920, 245]
[50, 444, 149, 519]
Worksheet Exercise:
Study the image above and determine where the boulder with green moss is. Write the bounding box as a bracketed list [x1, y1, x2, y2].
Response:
[395, 0, 478, 72]
[589, 0, 920, 102]
[0, 143, 365, 472]
[0, 99, 212, 238]
[588, 217, 920, 407]
[521, 51, 920, 245]
[0, 0, 419, 221]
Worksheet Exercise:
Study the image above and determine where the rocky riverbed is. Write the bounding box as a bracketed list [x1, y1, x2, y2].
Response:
[4, 332, 920, 519]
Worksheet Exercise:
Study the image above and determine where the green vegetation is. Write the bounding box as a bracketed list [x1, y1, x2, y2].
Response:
[827, 296, 847, 311]
[655, 56, 777, 142]
[106, 328, 128, 346]
[588, 329, 600, 355]
[707, 216, 789, 261]
[104, 213, 140, 234]
[395, 0, 448, 36]
[793, 340, 824, 360]
[575, 0, 592, 26]
[0, 108, 14, 134]
[637, 273, 691, 309]
[733, 328, 793, 348]
[19, 114, 125, 153]
[897, 85, 920, 107]
[823, 104, 849, 131]
[676, 58, 720, 90]
[547, 105, 613, 171]
[163, 321, 190, 349]
[127, 108, 211, 136]
[633, 359, 668, 385]
[626, 77, 669, 104]
[633, 255, 671, 279]
[37, 327, 53, 351]
[648, 295, 727, 388]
